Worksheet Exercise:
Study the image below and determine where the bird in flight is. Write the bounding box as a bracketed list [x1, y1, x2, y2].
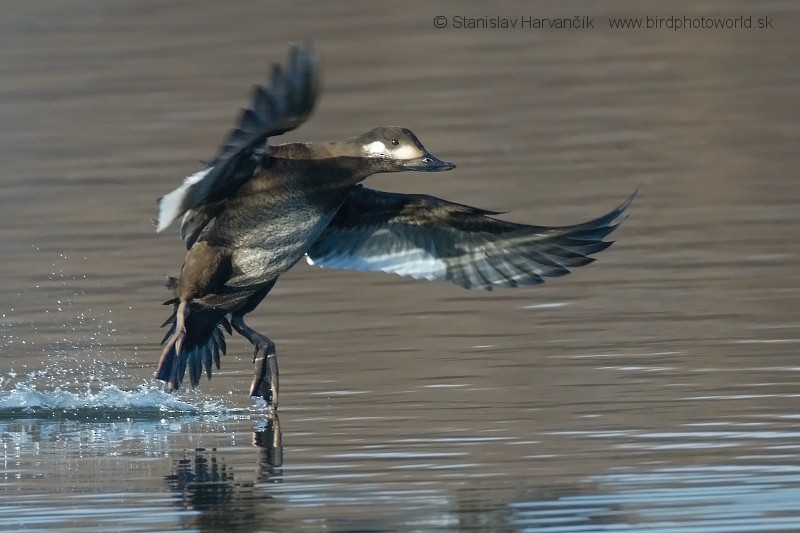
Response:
[154, 43, 634, 409]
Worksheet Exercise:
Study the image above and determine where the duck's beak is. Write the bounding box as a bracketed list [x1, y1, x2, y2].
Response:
[403, 153, 456, 172]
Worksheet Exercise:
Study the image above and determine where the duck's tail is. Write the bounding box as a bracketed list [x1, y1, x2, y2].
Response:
[156, 296, 231, 392]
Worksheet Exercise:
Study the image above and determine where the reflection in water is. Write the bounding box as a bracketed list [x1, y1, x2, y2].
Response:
[254, 414, 283, 473]
[164, 416, 284, 532]
[166, 452, 236, 511]
[3, 412, 800, 531]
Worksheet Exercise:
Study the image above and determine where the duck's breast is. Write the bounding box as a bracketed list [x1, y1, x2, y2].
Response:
[212, 174, 348, 283]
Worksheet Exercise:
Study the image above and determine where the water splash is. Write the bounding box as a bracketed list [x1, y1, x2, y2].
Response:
[0, 382, 228, 419]
[0, 249, 215, 419]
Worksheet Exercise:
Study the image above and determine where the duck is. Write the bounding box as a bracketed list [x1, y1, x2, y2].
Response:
[154, 43, 634, 409]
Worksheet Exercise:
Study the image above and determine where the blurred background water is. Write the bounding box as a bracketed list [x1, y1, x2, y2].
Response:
[1, 1, 799, 531]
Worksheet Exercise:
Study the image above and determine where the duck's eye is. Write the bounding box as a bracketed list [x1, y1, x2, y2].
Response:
[390, 139, 399, 146]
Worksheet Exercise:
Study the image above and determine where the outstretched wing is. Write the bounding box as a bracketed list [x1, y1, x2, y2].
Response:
[305, 186, 634, 290]
[156, 42, 319, 236]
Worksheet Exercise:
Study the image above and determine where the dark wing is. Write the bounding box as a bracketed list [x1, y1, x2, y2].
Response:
[156, 42, 319, 237]
[179, 201, 224, 249]
[305, 186, 634, 290]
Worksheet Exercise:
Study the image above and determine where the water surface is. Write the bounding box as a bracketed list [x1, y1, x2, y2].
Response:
[2, 1, 800, 531]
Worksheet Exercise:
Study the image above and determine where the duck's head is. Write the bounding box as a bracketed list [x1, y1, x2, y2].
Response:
[358, 126, 456, 173]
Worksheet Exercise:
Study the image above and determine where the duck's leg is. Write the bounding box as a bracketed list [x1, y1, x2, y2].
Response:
[231, 314, 279, 408]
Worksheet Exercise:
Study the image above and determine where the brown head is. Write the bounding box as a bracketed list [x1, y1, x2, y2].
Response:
[354, 126, 456, 173]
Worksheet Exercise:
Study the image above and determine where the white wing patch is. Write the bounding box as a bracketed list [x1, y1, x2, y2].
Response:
[156, 167, 211, 232]
[306, 247, 447, 281]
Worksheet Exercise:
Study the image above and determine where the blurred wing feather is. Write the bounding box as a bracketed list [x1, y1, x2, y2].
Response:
[156, 43, 319, 236]
[306, 186, 634, 290]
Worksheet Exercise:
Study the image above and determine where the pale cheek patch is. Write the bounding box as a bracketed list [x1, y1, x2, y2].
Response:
[394, 144, 424, 160]
[364, 140, 424, 160]
[364, 140, 387, 155]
